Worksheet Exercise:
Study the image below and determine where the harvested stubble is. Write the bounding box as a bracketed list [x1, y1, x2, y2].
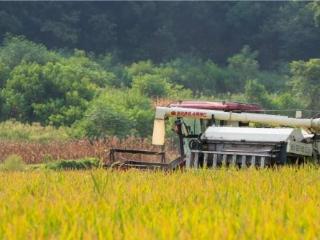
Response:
[0, 137, 178, 164]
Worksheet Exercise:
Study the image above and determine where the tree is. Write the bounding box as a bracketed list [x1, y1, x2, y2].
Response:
[73, 89, 154, 138]
[308, 2, 320, 26]
[0, 2, 318, 66]
[265, 2, 320, 64]
[0, 60, 10, 88]
[228, 45, 259, 84]
[132, 74, 171, 98]
[0, 35, 59, 69]
[127, 60, 191, 99]
[271, 92, 304, 116]
[166, 57, 235, 95]
[244, 79, 271, 108]
[1, 50, 114, 126]
[290, 59, 320, 110]
[96, 53, 130, 87]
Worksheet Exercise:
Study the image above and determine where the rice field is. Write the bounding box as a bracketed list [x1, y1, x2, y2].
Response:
[0, 167, 319, 239]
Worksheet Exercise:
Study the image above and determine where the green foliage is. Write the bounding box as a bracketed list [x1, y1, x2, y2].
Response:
[265, 2, 319, 62]
[45, 158, 100, 170]
[126, 60, 155, 77]
[0, 2, 319, 66]
[271, 93, 304, 116]
[0, 35, 59, 69]
[290, 59, 320, 110]
[97, 54, 129, 87]
[0, 32, 315, 139]
[0, 60, 10, 88]
[1, 49, 114, 126]
[309, 1, 320, 26]
[244, 79, 272, 108]
[0, 35, 59, 91]
[132, 74, 171, 98]
[73, 89, 154, 138]
[242, 79, 305, 114]
[0, 120, 71, 142]
[0, 154, 25, 171]
[255, 70, 288, 93]
[166, 58, 235, 95]
[228, 45, 259, 89]
[128, 60, 191, 99]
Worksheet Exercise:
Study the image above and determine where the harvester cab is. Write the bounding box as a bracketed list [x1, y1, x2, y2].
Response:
[108, 101, 320, 170]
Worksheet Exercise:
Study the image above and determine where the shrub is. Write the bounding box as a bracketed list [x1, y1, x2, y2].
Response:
[73, 89, 154, 138]
[1, 154, 25, 171]
[45, 158, 100, 170]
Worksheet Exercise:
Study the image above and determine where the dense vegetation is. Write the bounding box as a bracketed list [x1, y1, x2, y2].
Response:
[2, 2, 320, 66]
[1, 2, 320, 138]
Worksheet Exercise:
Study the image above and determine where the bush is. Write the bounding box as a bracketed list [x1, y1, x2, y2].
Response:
[73, 89, 154, 138]
[1, 154, 25, 171]
[45, 158, 100, 170]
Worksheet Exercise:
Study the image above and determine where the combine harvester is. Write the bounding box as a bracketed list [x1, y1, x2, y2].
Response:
[108, 101, 320, 170]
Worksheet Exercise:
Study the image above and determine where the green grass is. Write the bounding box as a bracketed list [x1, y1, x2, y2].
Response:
[0, 157, 100, 171]
[0, 120, 72, 142]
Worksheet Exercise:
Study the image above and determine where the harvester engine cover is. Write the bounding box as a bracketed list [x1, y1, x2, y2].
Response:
[185, 127, 313, 168]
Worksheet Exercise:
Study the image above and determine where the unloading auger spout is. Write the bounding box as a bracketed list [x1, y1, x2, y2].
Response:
[152, 106, 320, 146]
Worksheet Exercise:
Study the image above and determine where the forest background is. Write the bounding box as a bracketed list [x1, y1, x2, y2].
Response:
[1, 1, 320, 139]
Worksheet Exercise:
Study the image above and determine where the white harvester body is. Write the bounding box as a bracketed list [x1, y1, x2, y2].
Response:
[202, 127, 301, 143]
[202, 127, 313, 157]
[108, 101, 320, 170]
[152, 104, 320, 168]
